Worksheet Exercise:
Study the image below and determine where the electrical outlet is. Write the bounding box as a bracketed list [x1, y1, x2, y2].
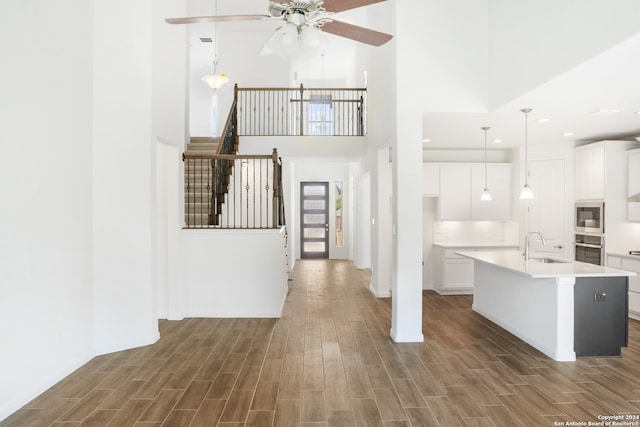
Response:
[594, 293, 607, 302]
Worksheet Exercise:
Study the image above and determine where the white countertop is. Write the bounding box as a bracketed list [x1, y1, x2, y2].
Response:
[456, 250, 636, 279]
[433, 242, 518, 248]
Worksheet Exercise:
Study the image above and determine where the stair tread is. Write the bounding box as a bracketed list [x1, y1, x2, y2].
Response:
[190, 136, 220, 142]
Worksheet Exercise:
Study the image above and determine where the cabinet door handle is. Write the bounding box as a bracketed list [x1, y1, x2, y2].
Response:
[554, 245, 563, 249]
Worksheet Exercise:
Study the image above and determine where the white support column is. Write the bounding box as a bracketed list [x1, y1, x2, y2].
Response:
[390, 112, 424, 343]
[370, 146, 392, 298]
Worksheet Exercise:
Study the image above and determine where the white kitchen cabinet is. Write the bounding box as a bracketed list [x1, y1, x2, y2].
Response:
[607, 254, 640, 320]
[471, 164, 512, 220]
[434, 245, 518, 295]
[443, 258, 474, 290]
[622, 258, 640, 317]
[628, 149, 640, 221]
[423, 164, 440, 197]
[574, 144, 605, 200]
[574, 141, 639, 226]
[436, 163, 512, 220]
[438, 165, 472, 220]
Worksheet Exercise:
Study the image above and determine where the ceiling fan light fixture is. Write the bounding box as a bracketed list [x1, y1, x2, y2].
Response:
[166, 0, 394, 55]
[300, 25, 321, 49]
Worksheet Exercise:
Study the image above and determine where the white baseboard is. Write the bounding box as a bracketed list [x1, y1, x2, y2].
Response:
[369, 284, 391, 298]
[390, 328, 424, 343]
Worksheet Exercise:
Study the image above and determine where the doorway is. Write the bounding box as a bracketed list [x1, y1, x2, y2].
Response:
[300, 182, 329, 259]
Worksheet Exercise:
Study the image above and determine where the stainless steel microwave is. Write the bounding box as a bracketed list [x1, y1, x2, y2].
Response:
[575, 202, 604, 233]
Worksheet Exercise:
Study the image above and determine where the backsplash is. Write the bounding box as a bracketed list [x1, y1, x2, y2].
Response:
[606, 222, 640, 254]
[433, 220, 519, 245]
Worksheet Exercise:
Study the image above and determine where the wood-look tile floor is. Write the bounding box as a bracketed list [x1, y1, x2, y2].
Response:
[3, 259, 640, 426]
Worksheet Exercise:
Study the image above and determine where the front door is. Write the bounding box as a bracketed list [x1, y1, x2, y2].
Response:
[300, 182, 329, 259]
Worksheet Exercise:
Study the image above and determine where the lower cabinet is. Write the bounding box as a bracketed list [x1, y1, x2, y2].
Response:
[434, 245, 518, 295]
[443, 256, 474, 292]
[607, 255, 640, 320]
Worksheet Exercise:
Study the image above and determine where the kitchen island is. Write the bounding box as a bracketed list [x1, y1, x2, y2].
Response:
[456, 250, 635, 361]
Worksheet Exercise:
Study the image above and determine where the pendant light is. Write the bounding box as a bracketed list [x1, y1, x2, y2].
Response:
[202, 59, 228, 89]
[480, 126, 492, 201]
[519, 108, 534, 200]
[202, 0, 228, 90]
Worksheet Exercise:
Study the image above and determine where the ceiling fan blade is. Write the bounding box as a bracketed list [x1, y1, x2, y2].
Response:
[321, 19, 392, 46]
[322, 0, 387, 13]
[165, 14, 269, 25]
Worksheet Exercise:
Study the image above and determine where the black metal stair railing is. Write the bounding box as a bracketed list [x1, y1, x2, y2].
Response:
[183, 148, 285, 229]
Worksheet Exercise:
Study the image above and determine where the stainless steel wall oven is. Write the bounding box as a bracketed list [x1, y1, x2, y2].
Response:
[575, 233, 604, 266]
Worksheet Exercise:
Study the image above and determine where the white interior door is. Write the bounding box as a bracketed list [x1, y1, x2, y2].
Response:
[526, 159, 566, 257]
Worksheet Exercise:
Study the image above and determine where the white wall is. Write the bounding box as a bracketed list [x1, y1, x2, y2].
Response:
[358, 1, 394, 299]
[0, 1, 95, 420]
[182, 229, 288, 317]
[92, 0, 160, 355]
[355, 173, 372, 269]
[396, 0, 489, 113]
[489, 0, 640, 108]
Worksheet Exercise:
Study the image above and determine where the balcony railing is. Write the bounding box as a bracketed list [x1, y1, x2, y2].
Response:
[235, 84, 366, 137]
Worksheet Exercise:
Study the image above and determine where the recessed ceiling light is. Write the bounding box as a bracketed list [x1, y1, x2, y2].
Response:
[537, 118, 551, 123]
[422, 138, 431, 143]
[635, 111, 640, 115]
[562, 132, 574, 137]
[492, 139, 502, 143]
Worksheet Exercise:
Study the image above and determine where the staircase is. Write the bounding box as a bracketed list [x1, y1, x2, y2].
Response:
[184, 136, 219, 227]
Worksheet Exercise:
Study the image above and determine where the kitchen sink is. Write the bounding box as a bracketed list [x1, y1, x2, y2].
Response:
[529, 257, 570, 264]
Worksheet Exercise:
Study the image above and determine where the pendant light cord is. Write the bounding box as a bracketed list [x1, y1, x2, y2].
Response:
[484, 128, 488, 186]
[521, 108, 532, 185]
[481, 126, 490, 189]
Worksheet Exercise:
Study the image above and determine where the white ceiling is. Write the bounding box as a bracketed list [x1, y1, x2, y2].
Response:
[423, 32, 640, 149]
[179, 1, 640, 150]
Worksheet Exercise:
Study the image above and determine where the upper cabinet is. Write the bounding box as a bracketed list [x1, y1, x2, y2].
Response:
[438, 165, 472, 219]
[628, 148, 640, 221]
[574, 144, 605, 200]
[423, 164, 440, 197]
[428, 163, 512, 220]
[574, 141, 640, 224]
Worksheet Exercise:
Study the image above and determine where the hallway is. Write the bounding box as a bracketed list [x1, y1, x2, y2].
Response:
[2, 259, 640, 426]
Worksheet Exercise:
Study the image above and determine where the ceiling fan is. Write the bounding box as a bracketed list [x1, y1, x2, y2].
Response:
[165, 0, 393, 48]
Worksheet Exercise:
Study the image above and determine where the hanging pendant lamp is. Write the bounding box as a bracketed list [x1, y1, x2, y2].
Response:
[202, 59, 229, 89]
[519, 108, 534, 200]
[480, 126, 492, 201]
[201, 0, 228, 90]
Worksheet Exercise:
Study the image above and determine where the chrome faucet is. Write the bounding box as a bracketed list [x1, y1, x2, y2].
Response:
[525, 231, 546, 261]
